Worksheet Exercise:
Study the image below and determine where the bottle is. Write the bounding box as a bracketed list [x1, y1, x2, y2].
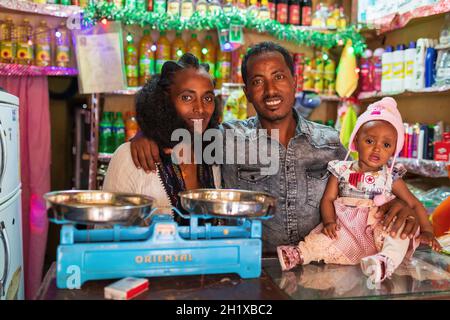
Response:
[439, 13, 450, 46]
[276, 0, 289, 25]
[222, 0, 233, 14]
[202, 35, 216, 77]
[403, 41, 416, 91]
[323, 54, 336, 95]
[372, 47, 384, 92]
[301, 0, 312, 26]
[326, 4, 337, 29]
[337, 6, 347, 30]
[215, 49, 231, 89]
[60, 0, 72, 4]
[196, 0, 208, 16]
[187, 33, 202, 61]
[55, 21, 71, 68]
[125, 112, 139, 142]
[35, 21, 52, 67]
[259, 0, 271, 20]
[248, 0, 260, 18]
[147, 0, 154, 11]
[153, 0, 167, 14]
[413, 38, 427, 90]
[0, 17, 16, 64]
[181, 0, 194, 19]
[435, 49, 450, 86]
[288, 0, 301, 26]
[156, 31, 171, 74]
[125, 0, 137, 9]
[139, 29, 154, 86]
[125, 34, 139, 87]
[425, 46, 437, 88]
[113, 112, 126, 151]
[360, 49, 373, 92]
[313, 52, 324, 93]
[268, 0, 276, 21]
[113, 0, 125, 8]
[311, 4, 325, 28]
[381, 45, 394, 93]
[208, 0, 222, 16]
[237, 0, 247, 14]
[99, 112, 114, 154]
[303, 56, 314, 90]
[392, 44, 405, 92]
[135, 0, 147, 10]
[167, 0, 181, 16]
[16, 19, 33, 65]
[171, 31, 185, 60]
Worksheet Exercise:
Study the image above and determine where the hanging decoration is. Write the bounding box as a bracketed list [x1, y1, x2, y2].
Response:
[82, 2, 366, 55]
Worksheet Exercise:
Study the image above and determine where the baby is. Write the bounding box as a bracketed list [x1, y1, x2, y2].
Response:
[277, 97, 442, 283]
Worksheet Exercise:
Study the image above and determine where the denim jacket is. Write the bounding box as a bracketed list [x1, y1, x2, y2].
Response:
[220, 110, 347, 254]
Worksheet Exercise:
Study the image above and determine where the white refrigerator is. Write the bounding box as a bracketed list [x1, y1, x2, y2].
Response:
[0, 90, 24, 300]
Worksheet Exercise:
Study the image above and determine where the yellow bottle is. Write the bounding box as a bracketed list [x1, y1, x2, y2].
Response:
[156, 31, 171, 74]
[171, 31, 185, 60]
[35, 20, 51, 67]
[323, 54, 336, 95]
[215, 49, 231, 89]
[55, 21, 71, 68]
[187, 33, 202, 61]
[125, 34, 139, 87]
[202, 35, 216, 77]
[139, 29, 154, 86]
[326, 5, 337, 29]
[313, 53, 324, 93]
[0, 17, 16, 64]
[34, 0, 47, 4]
[16, 19, 33, 65]
[303, 57, 314, 90]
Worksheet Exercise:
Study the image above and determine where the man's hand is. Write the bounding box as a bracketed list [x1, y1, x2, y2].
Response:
[130, 136, 162, 173]
[377, 198, 420, 240]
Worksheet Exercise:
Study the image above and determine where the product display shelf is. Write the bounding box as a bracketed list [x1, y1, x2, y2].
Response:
[0, 62, 78, 76]
[396, 157, 449, 178]
[357, 85, 450, 101]
[0, 0, 82, 17]
[359, 0, 450, 35]
[108, 86, 225, 96]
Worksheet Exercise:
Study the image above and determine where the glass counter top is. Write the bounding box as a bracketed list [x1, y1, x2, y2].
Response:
[263, 248, 450, 300]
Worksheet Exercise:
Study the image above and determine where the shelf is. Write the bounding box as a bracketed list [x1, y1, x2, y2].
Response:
[0, 63, 78, 76]
[0, 0, 82, 17]
[295, 93, 341, 102]
[357, 86, 450, 101]
[396, 157, 449, 178]
[108, 86, 222, 96]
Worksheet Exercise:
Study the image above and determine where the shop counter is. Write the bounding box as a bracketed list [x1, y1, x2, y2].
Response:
[35, 248, 450, 300]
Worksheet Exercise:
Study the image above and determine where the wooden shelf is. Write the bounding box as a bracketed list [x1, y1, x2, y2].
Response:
[0, 0, 82, 17]
[357, 86, 450, 101]
[0, 63, 78, 76]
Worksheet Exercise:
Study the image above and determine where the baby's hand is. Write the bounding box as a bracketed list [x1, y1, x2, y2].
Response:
[419, 231, 442, 252]
[322, 222, 340, 240]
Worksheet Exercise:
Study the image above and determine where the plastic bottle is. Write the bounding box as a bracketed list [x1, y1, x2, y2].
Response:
[301, 0, 312, 26]
[269, 0, 276, 21]
[425, 46, 437, 88]
[326, 4, 337, 29]
[202, 35, 216, 77]
[113, 0, 124, 9]
[196, 0, 208, 16]
[403, 41, 416, 91]
[277, 0, 289, 25]
[323, 54, 336, 95]
[311, 4, 326, 28]
[303, 56, 314, 90]
[372, 47, 384, 92]
[215, 49, 231, 89]
[156, 31, 171, 74]
[125, 34, 139, 87]
[153, 0, 167, 14]
[55, 21, 71, 68]
[237, 0, 247, 14]
[337, 6, 347, 30]
[360, 49, 373, 92]
[222, 0, 234, 15]
[313, 53, 324, 93]
[0, 17, 16, 64]
[181, 0, 194, 19]
[167, 0, 180, 16]
[139, 29, 154, 86]
[435, 48, 450, 86]
[16, 19, 33, 65]
[99, 112, 114, 154]
[187, 33, 202, 61]
[125, 112, 139, 142]
[288, 0, 301, 26]
[381, 45, 393, 93]
[259, 0, 271, 20]
[391, 44, 405, 93]
[113, 112, 126, 151]
[35, 20, 52, 67]
[171, 31, 185, 61]
[248, 0, 260, 18]
[207, 0, 222, 16]
[439, 13, 450, 46]
[413, 38, 427, 90]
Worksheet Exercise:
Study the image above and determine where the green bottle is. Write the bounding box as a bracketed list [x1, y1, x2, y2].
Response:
[99, 112, 113, 154]
[113, 112, 126, 151]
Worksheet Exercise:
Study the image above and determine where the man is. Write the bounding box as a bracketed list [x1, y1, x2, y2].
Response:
[130, 42, 419, 254]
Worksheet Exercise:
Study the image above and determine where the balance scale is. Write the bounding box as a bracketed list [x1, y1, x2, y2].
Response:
[45, 189, 276, 289]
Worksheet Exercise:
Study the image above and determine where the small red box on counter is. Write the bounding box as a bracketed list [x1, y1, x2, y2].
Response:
[434, 141, 450, 162]
[104, 277, 149, 300]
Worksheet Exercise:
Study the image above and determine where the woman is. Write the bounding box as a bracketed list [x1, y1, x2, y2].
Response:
[103, 53, 221, 220]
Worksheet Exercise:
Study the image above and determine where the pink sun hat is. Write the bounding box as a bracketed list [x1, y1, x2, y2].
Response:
[348, 97, 404, 156]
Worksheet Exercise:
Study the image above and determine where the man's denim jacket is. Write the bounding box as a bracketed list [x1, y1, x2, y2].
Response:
[220, 110, 347, 254]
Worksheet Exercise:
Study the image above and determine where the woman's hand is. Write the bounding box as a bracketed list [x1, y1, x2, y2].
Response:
[130, 135, 162, 173]
[322, 222, 340, 240]
[419, 231, 442, 252]
[377, 198, 420, 240]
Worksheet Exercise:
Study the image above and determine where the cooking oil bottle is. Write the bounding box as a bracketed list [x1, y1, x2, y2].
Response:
[139, 29, 154, 86]
[0, 17, 16, 64]
[125, 34, 139, 87]
[187, 33, 202, 61]
[171, 31, 185, 60]
[215, 49, 231, 89]
[35, 20, 51, 67]
[156, 31, 171, 74]
[16, 18, 34, 65]
[55, 21, 71, 68]
[202, 34, 216, 77]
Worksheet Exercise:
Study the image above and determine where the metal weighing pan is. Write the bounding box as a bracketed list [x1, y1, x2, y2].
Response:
[44, 190, 155, 226]
[179, 189, 276, 218]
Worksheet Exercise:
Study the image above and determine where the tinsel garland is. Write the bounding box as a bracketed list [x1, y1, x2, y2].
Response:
[82, 2, 366, 55]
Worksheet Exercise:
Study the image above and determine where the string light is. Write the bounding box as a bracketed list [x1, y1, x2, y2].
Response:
[355, 67, 360, 73]
[176, 49, 183, 57]
[201, 48, 208, 55]
[55, 31, 62, 38]
[323, 53, 329, 60]
[223, 42, 232, 51]
[101, 18, 108, 25]
[126, 34, 133, 42]
[151, 44, 157, 52]
[348, 46, 355, 54]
